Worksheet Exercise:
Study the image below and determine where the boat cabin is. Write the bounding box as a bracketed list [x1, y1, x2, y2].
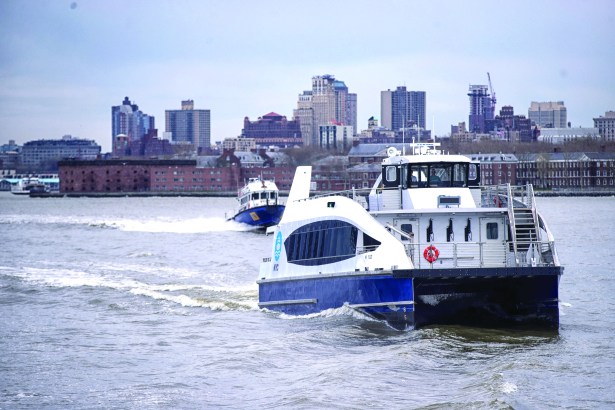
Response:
[381, 156, 481, 190]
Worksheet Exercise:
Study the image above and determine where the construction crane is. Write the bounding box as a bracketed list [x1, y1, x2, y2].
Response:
[487, 72, 496, 106]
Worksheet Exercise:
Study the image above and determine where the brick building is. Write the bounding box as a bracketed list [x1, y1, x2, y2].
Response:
[467, 153, 517, 186]
[59, 151, 296, 194]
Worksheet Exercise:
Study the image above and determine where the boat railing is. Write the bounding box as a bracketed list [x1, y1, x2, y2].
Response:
[402, 239, 557, 269]
[296, 187, 372, 209]
[273, 238, 556, 270]
[479, 183, 536, 209]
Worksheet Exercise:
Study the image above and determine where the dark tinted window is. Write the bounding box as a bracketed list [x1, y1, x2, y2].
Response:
[486, 222, 498, 239]
[284, 220, 358, 266]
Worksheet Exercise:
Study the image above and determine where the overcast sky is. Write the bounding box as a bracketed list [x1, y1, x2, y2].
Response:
[1, 0, 614, 152]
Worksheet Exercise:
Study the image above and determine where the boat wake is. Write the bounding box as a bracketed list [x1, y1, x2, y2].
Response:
[1, 266, 259, 311]
[0, 214, 255, 233]
[101, 217, 255, 233]
[276, 303, 379, 323]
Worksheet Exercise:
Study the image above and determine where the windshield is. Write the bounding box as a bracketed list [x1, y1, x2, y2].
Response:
[408, 163, 468, 188]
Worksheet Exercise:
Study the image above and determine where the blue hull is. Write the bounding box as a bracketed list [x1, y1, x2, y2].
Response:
[232, 205, 285, 228]
[258, 266, 562, 330]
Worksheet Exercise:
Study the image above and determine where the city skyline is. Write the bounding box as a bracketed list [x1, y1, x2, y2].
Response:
[1, 0, 614, 153]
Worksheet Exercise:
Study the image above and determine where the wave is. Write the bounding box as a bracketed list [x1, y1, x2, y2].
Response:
[1, 266, 259, 312]
[105, 217, 256, 233]
[277, 303, 379, 323]
[0, 213, 255, 233]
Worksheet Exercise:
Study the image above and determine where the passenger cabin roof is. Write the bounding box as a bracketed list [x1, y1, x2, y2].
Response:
[382, 154, 472, 165]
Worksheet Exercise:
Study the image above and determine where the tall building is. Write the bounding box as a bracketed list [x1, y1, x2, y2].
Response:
[528, 101, 567, 128]
[21, 135, 101, 170]
[319, 123, 353, 151]
[593, 111, 615, 141]
[165, 100, 211, 153]
[241, 112, 302, 147]
[111, 97, 155, 152]
[294, 75, 357, 146]
[494, 105, 533, 142]
[294, 91, 314, 147]
[381, 87, 426, 131]
[467, 85, 494, 133]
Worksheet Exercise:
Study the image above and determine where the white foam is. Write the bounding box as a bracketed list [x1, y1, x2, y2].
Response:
[501, 381, 518, 394]
[5, 266, 258, 311]
[277, 303, 378, 323]
[0, 213, 254, 233]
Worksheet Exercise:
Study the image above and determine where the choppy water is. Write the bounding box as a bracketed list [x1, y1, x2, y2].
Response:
[1, 192, 614, 409]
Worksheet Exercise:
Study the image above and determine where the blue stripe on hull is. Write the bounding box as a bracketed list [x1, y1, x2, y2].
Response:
[258, 267, 561, 330]
[232, 205, 285, 227]
[258, 273, 415, 329]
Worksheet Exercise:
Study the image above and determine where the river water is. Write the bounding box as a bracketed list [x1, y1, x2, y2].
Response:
[1, 192, 613, 409]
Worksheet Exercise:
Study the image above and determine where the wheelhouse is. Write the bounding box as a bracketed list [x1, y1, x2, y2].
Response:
[382, 160, 481, 189]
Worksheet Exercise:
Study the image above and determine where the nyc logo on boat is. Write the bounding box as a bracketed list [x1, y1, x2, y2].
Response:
[274, 232, 283, 261]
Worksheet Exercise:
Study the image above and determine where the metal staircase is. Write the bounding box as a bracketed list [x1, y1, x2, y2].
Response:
[506, 184, 541, 265]
[512, 207, 538, 253]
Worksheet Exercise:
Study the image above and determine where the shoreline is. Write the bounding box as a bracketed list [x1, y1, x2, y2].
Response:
[19, 189, 615, 198]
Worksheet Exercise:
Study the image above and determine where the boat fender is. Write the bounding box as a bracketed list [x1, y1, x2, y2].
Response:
[423, 245, 439, 264]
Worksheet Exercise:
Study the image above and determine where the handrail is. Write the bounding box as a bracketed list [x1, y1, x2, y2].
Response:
[506, 183, 519, 264]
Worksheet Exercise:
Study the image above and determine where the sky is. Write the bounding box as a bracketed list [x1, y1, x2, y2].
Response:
[1, 0, 614, 153]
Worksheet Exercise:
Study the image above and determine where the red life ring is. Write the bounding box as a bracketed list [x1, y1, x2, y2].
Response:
[423, 245, 439, 263]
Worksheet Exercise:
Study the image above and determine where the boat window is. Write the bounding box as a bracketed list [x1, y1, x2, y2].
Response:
[486, 222, 498, 240]
[452, 163, 468, 187]
[446, 219, 454, 242]
[252, 193, 259, 200]
[464, 218, 472, 241]
[428, 164, 452, 187]
[284, 220, 358, 266]
[400, 223, 413, 241]
[362, 232, 381, 251]
[400, 165, 408, 188]
[426, 219, 434, 242]
[468, 163, 480, 186]
[385, 166, 397, 183]
[410, 165, 428, 187]
[410, 168, 419, 187]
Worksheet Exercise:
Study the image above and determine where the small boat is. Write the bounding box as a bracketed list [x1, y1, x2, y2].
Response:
[228, 177, 285, 228]
[11, 178, 45, 195]
[258, 143, 563, 330]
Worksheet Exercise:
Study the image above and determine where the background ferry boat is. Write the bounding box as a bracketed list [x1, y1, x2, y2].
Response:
[227, 177, 285, 228]
[9, 175, 59, 195]
[258, 143, 563, 330]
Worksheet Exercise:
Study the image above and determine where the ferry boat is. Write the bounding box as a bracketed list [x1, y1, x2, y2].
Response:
[228, 177, 285, 228]
[258, 143, 563, 330]
[11, 177, 45, 195]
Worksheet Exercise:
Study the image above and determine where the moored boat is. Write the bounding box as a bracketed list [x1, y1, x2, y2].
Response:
[258, 143, 563, 330]
[11, 177, 44, 195]
[228, 177, 285, 228]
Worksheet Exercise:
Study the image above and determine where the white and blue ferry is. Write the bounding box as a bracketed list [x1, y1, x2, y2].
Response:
[228, 177, 285, 228]
[258, 143, 563, 330]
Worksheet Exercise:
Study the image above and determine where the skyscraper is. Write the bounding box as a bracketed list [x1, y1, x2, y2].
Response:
[294, 75, 357, 146]
[467, 85, 494, 133]
[528, 101, 567, 128]
[380, 86, 426, 131]
[165, 100, 211, 153]
[111, 97, 155, 152]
